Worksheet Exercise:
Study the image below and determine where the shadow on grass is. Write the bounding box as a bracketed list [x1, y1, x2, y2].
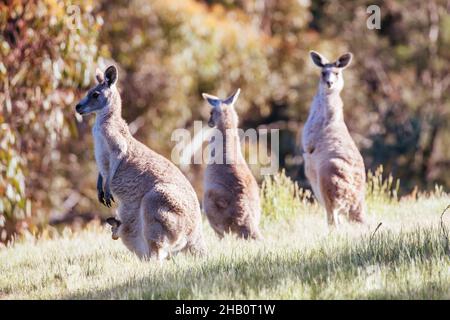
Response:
[63, 226, 449, 299]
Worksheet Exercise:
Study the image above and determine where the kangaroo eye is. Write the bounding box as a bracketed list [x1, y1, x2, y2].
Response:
[321, 72, 326, 77]
[334, 72, 338, 76]
[92, 91, 100, 99]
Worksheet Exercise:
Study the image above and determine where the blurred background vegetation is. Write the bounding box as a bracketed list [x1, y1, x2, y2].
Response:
[0, 0, 449, 245]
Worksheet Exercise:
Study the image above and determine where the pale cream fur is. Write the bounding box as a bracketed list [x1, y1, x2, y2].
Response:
[302, 51, 366, 225]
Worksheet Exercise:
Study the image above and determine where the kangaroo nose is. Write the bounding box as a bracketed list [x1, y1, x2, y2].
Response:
[75, 104, 83, 113]
[326, 81, 332, 88]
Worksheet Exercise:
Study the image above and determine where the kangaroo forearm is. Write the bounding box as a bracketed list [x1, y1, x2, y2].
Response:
[103, 158, 122, 207]
[103, 128, 128, 188]
[107, 154, 125, 186]
[97, 172, 108, 206]
[97, 173, 103, 192]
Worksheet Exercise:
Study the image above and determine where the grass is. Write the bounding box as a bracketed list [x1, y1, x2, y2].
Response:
[1, 170, 449, 299]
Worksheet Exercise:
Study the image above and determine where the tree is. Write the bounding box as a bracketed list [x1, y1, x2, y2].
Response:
[0, 0, 102, 244]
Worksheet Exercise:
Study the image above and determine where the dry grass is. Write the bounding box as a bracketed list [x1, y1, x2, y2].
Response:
[1, 191, 449, 299]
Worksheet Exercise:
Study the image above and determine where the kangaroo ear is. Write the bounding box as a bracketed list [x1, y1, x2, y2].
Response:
[202, 93, 221, 108]
[222, 88, 241, 106]
[95, 68, 104, 83]
[104, 65, 118, 87]
[310, 51, 328, 68]
[335, 52, 353, 69]
[106, 217, 121, 227]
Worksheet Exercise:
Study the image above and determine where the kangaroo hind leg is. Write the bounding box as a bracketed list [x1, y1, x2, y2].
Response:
[349, 202, 365, 224]
[140, 192, 178, 263]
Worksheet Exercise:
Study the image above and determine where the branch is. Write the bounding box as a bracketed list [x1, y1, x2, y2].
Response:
[370, 222, 383, 243]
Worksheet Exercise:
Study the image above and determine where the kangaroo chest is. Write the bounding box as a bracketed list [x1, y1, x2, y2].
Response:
[302, 111, 325, 154]
[93, 123, 110, 177]
[302, 94, 344, 154]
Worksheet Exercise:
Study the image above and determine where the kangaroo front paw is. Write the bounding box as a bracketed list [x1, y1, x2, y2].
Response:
[98, 189, 106, 206]
[104, 190, 115, 207]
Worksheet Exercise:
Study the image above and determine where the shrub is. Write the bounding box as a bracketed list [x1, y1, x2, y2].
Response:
[0, 0, 102, 244]
[366, 165, 400, 203]
[261, 170, 313, 220]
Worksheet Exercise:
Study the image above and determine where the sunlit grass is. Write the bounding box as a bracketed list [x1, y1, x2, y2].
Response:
[1, 192, 449, 299]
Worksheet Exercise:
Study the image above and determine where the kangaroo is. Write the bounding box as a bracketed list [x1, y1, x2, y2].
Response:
[76, 66, 206, 260]
[106, 217, 121, 240]
[202, 89, 263, 240]
[302, 51, 366, 226]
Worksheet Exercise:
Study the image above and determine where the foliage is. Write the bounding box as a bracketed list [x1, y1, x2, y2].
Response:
[0, 0, 102, 243]
[366, 165, 400, 203]
[261, 170, 313, 220]
[0, 122, 26, 245]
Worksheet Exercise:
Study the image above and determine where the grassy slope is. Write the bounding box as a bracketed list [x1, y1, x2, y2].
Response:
[1, 196, 450, 299]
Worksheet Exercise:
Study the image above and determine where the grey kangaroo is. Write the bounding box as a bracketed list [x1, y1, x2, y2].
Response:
[202, 89, 263, 240]
[76, 66, 206, 261]
[302, 51, 366, 226]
